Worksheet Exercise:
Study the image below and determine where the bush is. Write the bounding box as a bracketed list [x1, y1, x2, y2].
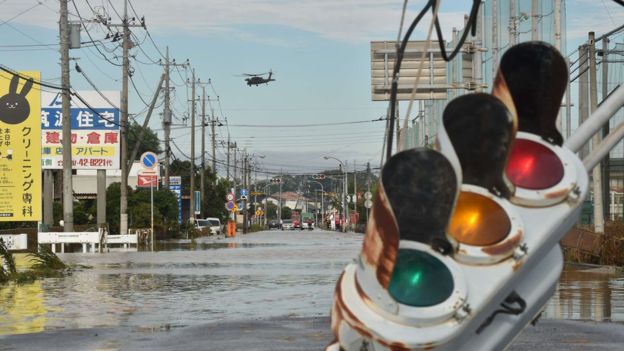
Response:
[248, 224, 265, 233]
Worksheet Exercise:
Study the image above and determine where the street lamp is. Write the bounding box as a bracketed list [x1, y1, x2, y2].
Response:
[324, 156, 347, 232]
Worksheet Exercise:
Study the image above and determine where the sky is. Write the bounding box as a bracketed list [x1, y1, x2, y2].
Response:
[1, 0, 623, 176]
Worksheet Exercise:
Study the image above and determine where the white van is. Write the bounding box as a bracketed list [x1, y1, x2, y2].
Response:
[196, 217, 222, 235]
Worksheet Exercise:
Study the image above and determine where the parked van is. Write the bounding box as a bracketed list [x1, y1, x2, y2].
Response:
[196, 217, 222, 235]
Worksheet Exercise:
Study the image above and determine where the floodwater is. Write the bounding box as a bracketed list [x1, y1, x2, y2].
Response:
[1, 229, 623, 337]
[0, 229, 360, 335]
[544, 264, 624, 322]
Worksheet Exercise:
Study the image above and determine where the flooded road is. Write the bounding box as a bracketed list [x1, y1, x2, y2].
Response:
[0, 229, 360, 335]
[1, 229, 623, 337]
[544, 264, 624, 322]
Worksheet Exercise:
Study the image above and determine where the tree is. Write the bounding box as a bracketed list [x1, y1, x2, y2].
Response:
[265, 202, 278, 220]
[130, 187, 178, 229]
[170, 159, 194, 194]
[128, 121, 162, 160]
[281, 206, 292, 219]
[200, 168, 230, 222]
[106, 182, 178, 234]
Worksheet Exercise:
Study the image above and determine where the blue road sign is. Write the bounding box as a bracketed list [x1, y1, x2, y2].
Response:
[140, 151, 158, 169]
[240, 188, 248, 197]
[226, 201, 235, 211]
[169, 176, 182, 224]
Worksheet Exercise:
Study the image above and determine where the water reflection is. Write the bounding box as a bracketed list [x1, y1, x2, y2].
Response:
[544, 265, 624, 322]
[0, 281, 47, 334]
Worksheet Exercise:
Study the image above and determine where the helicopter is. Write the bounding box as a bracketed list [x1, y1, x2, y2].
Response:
[242, 70, 275, 86]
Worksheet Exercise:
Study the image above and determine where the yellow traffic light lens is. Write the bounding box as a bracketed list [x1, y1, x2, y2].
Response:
[449, 192, 511, 246]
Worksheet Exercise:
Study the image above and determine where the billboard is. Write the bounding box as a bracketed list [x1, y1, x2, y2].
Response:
[0, 71, 41, 221]
[41, 91, 120, 169]
[168, 176, 182, 224]
[370, 41, 449, 101]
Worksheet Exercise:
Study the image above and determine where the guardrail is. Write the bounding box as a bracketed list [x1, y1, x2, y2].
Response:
[37, 229, 140, 253]
[0, 234, 28, 251]
[38, 231, 103, 253]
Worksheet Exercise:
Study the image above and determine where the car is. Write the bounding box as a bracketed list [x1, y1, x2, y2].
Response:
[293, 219, 301, 229]
[302, 219, 314, 230]
[196, 217, 222, 235]
[267, 220, 280, 229]
[281, 219, 294, 230]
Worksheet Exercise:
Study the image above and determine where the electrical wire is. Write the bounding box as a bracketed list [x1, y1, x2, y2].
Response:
[129, 73, 153, 107]
[386, 0, 482, 161]
[386, 0, 433, 160]
[71, 0, 123, 67]
[0, 1, 43, 28]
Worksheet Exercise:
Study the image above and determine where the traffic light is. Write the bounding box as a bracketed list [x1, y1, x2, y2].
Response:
[327, 42, 589, 351]
[270, 177, 282, 184]
[313, 174, 326, 180]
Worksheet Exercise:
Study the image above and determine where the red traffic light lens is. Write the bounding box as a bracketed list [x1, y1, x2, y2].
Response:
[449, 192, 511, 246]
[506, 139, 564, 190]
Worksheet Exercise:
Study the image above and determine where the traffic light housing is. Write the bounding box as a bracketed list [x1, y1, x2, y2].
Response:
[327, 42, 588, 351]
[313, 174, 326, 180]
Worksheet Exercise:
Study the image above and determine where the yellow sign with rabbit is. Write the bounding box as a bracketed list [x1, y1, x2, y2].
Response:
[0, 71, 41, 221]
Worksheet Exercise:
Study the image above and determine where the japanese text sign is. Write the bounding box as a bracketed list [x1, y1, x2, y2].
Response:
[0, 71, 41, 221]
[41, 91, 120, 170]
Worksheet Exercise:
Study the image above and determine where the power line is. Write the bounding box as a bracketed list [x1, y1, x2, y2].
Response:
[71, 0, 123, 67]
[225, 119, 387, 128]
[0, 1, 43, 28]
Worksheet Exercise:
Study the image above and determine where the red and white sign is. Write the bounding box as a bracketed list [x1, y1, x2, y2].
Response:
[137, 170, 158, 188]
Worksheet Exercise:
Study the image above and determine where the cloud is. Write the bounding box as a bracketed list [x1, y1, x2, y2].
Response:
[565, 0, 624, 40]
[2, 0, 469, 45]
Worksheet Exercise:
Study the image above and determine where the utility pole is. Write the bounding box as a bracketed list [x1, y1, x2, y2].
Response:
[190, 69, 196, 223]
[201, 86, 206, 219]
[226, 134, 231, 180]
[366, 162, 371, 224]
[554, 0, 562, 50]
[554, 0, 563, 132]
[232, 143, 238, 184]
[602, 36, 611, 221]
[579, 45, 590, 159]
[112, 0, 142, 235]
[353, 161, 357, 216]
[589, 32, 604, 234]
[279, 170, 283, 221]
[243, 152, 248, 234]
[211, 105, 217, 174]
[340, 161, 349, 233]
[509, 0, 517, 46]
[160, 48, 187, 189]
[253, 165, 258, 225]
[491, 0, 498, 84]
[120, 0, 130, 235]
[163, 47, 171, 189]
[531, 0, 539, 41]
[60, 0, 73, 231]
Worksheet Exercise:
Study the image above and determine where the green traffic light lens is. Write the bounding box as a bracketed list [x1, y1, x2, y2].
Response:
[388, 249, 454, 307]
